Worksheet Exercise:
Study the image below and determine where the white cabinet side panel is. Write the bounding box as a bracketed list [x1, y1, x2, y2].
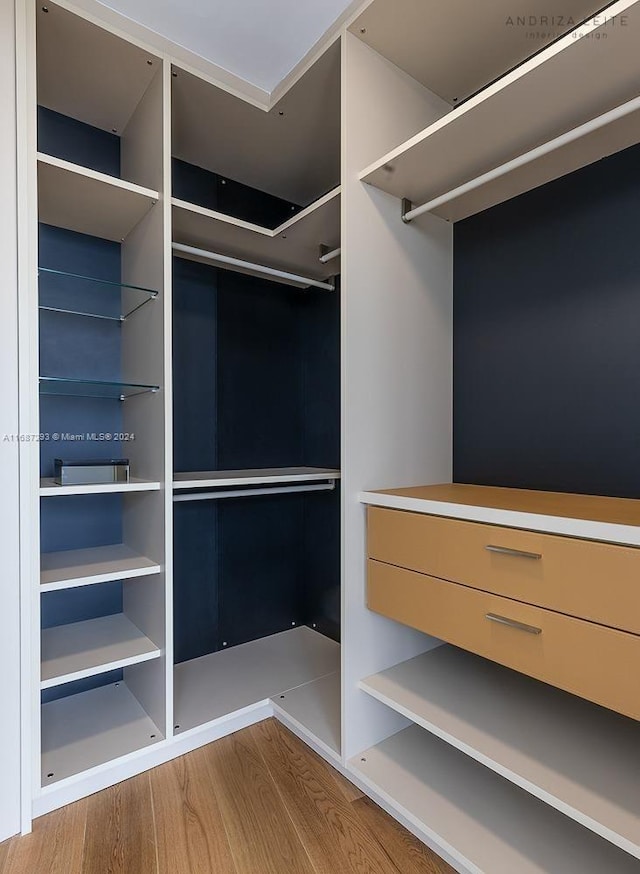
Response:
[0, 0, 22, 842]
[341, 34, 453, 760]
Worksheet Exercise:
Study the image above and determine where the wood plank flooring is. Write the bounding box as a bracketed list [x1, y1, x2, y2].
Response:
[0, 719, 456, 874]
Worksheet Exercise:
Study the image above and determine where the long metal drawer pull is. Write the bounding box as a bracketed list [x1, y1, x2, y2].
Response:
[485, 613, 542, 635]
[485, 544, 542, 560]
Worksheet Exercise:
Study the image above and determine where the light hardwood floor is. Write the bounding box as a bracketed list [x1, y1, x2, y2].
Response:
[0, 719, 455, 874]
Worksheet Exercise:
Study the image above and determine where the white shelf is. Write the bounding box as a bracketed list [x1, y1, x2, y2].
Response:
[173, 467, 341, 490]
[40, 544, 161, 593]
[40, 477, 161, 496]
[172, 186, 340, 279]
[41, 681, 163, 786]
[37, 153, 159, 242]
[272, 672, 341, 762]
[41, 614, 161, 689]
[174, 626, 340, 734]
[350, 726, 640, 874]
[359, 0, 640, 221]
[360, 646, 640, 858]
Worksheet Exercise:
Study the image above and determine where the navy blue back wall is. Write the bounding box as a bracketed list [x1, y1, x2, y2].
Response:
[454, 142, 640, 498]
[172, 206, 340, 662]
[38, 109, 126, 699]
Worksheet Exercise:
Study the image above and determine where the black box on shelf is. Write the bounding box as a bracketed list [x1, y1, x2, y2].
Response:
[54, 458, 130, 486]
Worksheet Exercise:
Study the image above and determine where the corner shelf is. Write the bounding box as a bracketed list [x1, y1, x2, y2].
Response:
[350, 726, 639, 874]
[359, 646, 640, 858]
[38, 268, 158, 321]
[41, 614, 161, 689]
[41, 681, 163, 787]
[40, 478, 161, 497]
[173, 467, 341, 490]
[174, 626, 340, 734]
[40, 544, 161, 593]
[172, 186, 340, 279]
[39, 376, 160, 400]
[37, 153, 159, 242]
[359, 1, 640, 221]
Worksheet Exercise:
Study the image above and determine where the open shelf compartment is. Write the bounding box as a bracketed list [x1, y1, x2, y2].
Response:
[350, 725, 640, 874]
[41, 613, 161, 689]
[359, 645, 640, 857]
[41, 681, 163, 787]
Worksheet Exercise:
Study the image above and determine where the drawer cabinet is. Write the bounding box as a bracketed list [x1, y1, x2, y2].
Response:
[368, 558, 640, 721]
[368, 506, 640, 634]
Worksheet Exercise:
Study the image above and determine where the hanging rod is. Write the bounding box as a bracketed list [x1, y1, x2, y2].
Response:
[319, 245, 341, 264]
[173, 481, 336, 502]
[172, 243, 335, 291]
[401, 93, 640, 224]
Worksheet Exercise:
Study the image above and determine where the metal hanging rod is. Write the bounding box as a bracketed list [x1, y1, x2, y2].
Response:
[172, 243, 335, 291]
[401, 93, 640, 224]
[173, 481, 336, 502]
[319, 245, 341, 264]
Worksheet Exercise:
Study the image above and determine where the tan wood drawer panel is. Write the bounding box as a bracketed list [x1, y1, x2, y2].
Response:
[368, 507, 640, 634]
[368, 559, 640, 722]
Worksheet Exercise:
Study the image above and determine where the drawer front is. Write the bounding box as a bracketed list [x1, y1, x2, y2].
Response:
[368, 507, 640, 634]
[368, 559, 640, 721]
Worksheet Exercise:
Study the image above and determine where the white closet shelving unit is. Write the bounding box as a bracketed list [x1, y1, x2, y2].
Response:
[14, 0, 640, 870]
[340, 1, 640, 871]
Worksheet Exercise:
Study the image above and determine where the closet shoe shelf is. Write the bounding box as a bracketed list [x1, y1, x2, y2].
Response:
[40, 477, 161, 496]
[41, 613, 162, 689]
[40, 544, 161, 592]
[41, 681, 163, 788]
[38, 267, 158, 321]
[359, 0, 640, 222]
[172, 186, 340, 279]
[39, 376, 160, 400]
[37, 152, 159, 242]
[271, 671, 341, 762]
[350, 726, 639, 874]
[359, 645, 640, 857]
[173, 467, 341, 490]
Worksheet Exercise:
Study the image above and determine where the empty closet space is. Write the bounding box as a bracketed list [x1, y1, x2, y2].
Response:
[170, 43, 342, 755]
[344, 2, 640, 871]
[33, 2, 168, 790]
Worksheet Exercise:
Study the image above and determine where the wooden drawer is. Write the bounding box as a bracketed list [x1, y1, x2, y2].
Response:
[368, 507, 640, 634]
[368, 559, 640, 721]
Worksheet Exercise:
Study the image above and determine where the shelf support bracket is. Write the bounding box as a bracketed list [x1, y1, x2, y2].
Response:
[401, 198, 413, 224]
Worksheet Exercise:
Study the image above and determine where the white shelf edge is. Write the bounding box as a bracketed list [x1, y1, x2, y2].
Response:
[174, 467, 341, 490]
[271, 672, 341, 764]
[172, 198, 273, 237]
[37, 152, 159, 201]
[172, 185, 341, 241]
[358, 651, 640, 858]
[40, 544, 161, 592]
[357, 0, 637, 182]
[41, 614, 162, 689]
[359, 490, 640, 547]
[40, 477, 161, 496]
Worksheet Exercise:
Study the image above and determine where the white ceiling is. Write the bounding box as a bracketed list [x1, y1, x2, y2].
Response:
[96, 0, 355, 92]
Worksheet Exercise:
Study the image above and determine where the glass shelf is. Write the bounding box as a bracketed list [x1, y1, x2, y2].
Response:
[38, 268, 158, 321]
[39, 377, 160, 400]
